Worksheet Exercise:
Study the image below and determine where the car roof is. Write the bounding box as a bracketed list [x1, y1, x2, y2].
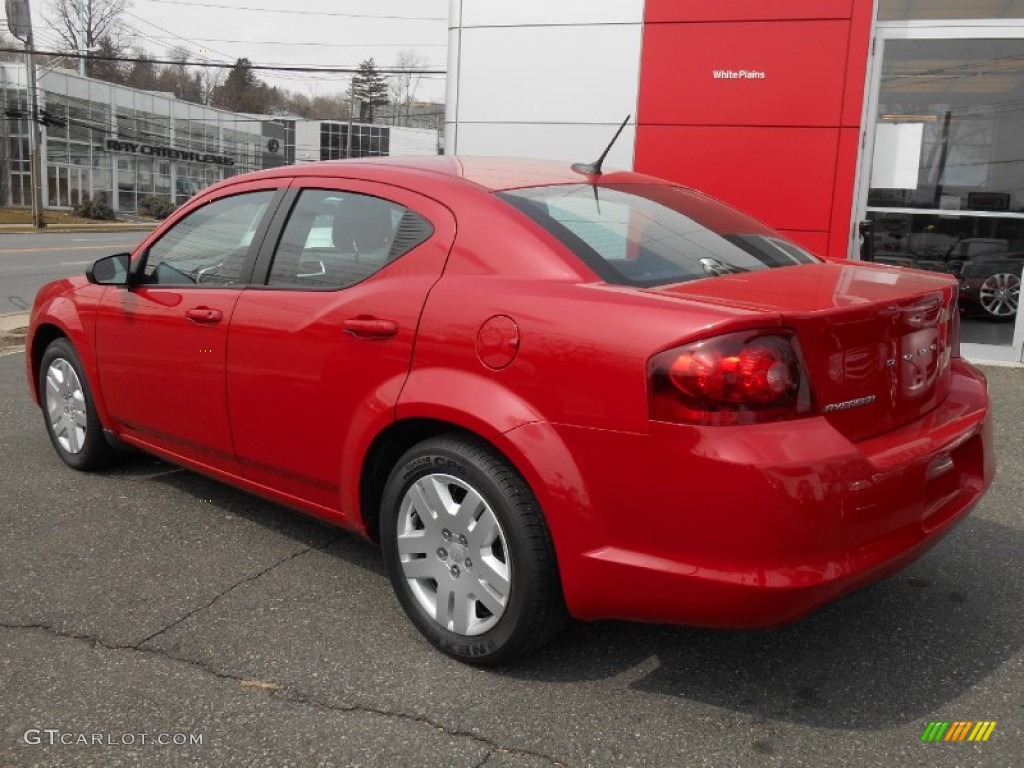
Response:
[234, 156, 660, 193]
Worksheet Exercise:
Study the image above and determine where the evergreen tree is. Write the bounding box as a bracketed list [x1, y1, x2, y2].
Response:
[215, 58, 259, 111]
[125, 53, 159, 91]
[350, 58, 389, 123]
[212, 58, 280, 113]
[87, 35, 126, 84]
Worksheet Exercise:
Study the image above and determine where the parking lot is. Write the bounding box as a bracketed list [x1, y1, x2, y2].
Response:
[1, 347, 1022, 767]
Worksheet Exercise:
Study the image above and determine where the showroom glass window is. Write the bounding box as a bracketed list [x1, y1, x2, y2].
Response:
[864, 35, 1024, 341]
[142, 191, 275, 286]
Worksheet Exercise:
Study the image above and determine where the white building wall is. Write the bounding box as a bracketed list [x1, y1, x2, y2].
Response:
[446, 0, 644, 169]
[390, 127, 438, 156]
[294, 121, 322, 164]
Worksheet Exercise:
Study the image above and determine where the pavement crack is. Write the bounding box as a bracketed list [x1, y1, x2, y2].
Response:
[134, 545, 321, 649]
[0, 622, 568, 766]
[277, 689, 567, 766]
[0, 621, 250, 686]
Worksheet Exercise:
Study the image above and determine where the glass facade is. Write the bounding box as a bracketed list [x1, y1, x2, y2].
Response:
[0, 65, 270, 212]
[318, 122, 391, 160]
[880, 0, 1024, 20]
[865, 16, 1024, 358]
[1, 79, 31, 207]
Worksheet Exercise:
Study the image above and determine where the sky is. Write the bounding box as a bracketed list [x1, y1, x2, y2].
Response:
[35, 0, 451, 102]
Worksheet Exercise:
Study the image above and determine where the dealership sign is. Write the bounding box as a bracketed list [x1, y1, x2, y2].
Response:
[712, 69, 766, 80]
[104, 139, 235, 166]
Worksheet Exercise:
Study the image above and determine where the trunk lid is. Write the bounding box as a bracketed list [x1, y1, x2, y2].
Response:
[648, 262, 958, 441]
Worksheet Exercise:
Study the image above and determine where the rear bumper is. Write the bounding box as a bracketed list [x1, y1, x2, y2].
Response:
[500, 359, 993, 627]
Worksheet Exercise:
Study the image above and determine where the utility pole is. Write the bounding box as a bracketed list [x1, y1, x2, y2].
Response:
[346, 82, 357, 159]
[6, 0, 45, 228]
[78, 0, 88, 76]
[24, 22, 44, 227]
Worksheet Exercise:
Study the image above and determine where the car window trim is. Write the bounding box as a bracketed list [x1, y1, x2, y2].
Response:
[249, 186, 300, 286]
[249, 186, 300, 287]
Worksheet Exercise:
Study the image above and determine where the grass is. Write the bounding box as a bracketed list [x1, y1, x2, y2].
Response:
[0, 326, 27, 352]
[0, 207, 140, 226]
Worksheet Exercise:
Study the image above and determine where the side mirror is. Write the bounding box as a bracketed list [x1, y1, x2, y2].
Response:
[87, 252, 132, 286]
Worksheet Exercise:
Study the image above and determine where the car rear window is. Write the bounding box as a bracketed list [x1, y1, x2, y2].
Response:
[497, 183, 818, 287]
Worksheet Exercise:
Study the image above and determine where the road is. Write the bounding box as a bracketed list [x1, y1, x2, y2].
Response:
[0, 232, 146, 315]
[2, 345, 1023, 765]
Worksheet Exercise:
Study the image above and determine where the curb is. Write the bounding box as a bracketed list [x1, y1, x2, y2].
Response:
[0, 223, 156, 234]
[0, 312, 31, 333]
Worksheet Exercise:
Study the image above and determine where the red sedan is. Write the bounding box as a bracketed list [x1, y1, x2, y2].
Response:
[26, 157, 994, 664]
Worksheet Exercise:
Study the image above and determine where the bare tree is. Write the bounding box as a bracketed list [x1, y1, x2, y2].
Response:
[158, 46, 202, 102]
[389, 48, 427, 124]
[44, 0, 131, 76]
[197, 66, 224, 106]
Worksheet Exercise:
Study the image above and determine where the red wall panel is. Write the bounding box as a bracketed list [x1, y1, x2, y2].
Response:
[635, 126, 839, 233]
[841, 0, 875, 126]
[635, 0, 874, 259]
[639, 21, 849, 127]
[827, 127, 862, 258]
[645, 0, 854, 22]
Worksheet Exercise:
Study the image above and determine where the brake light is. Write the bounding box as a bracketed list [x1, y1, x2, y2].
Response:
[949, 294, 961, 359]
[649, 331, 812, 425]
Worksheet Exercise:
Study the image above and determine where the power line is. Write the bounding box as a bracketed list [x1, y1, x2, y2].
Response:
[132, 36, 447, 49]
[0, 47, 446, 74]
[133, 0, 447, 21]
[122, 11, 236, 65]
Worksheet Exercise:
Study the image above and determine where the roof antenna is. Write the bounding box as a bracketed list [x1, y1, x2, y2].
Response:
[571, 115, 631, 176]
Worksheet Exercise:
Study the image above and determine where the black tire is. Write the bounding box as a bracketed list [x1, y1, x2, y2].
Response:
[38, 338, 123, 471]
[380, 434, 567, 665]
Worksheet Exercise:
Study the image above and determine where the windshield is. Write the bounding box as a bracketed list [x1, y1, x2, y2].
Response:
[498, 183, 819, 287]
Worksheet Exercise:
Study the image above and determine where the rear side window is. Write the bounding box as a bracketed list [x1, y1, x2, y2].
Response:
[498, 184, 818, 287]
[267, 189, 433, 290]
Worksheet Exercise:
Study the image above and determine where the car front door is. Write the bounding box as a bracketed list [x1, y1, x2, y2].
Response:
[226, 179, 455, 516]
[94, 182, 285, 473]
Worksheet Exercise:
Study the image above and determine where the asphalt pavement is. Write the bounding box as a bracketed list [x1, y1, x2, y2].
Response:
[1, 351, 1023, 767]
[0, 232, 147, 315]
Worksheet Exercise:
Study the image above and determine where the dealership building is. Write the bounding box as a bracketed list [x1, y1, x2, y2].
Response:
[0, 64, 439, 215]
[445, 0, 1024, 361]
[0, 64, 284, 212]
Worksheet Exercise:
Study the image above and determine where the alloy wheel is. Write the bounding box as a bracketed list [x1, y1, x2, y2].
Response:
[45, 358, 87, 454]
[978, 272, 1020, 318]
[396, 473, 511, 636]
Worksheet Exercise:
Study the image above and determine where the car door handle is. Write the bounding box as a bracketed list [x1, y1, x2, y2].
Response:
[343, 316, 399, 339]
[186, 307, 223, 324]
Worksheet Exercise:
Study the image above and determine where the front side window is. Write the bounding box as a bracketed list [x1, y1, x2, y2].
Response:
[499, 184, 818, 287]
[142, 190, 275, 286]
[267, 189, 433, 289]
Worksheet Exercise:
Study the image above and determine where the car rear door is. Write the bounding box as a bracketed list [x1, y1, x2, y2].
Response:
[225, 178, 456, 515]
[94, 181, 286, 473]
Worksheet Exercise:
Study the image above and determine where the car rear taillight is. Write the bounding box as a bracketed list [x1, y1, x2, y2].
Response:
[648, 331, 813, 426]
[950, 295, 961, 359]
